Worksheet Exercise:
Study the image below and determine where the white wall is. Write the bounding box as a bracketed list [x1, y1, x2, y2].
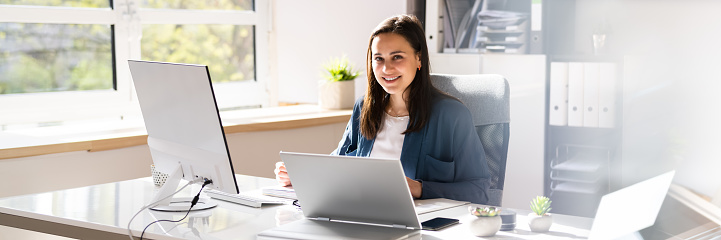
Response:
[274, 0, 406, 104]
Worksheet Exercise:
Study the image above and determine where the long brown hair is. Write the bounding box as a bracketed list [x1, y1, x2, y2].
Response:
[360, 14, 446, 139]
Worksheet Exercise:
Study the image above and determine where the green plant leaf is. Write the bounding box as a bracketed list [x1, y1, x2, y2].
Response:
[530, 196, 552, 216]
[322, 56, 359, 82]
[468, 206, 501, 217]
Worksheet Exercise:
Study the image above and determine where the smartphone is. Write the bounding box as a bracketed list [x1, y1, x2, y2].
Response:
[421, 217, 459, 231]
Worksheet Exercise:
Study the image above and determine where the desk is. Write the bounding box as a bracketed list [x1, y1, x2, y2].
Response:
[0, 175, 592, 239]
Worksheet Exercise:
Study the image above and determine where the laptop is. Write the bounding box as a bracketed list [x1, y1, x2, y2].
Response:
[588, 170, 676, 240]
[257, 152, 422, 240]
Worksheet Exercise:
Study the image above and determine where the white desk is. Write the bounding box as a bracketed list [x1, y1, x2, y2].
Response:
[0, 175, 593, 239]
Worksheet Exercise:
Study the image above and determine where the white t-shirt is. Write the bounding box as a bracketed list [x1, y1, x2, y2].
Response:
[369, 113, 409, 160]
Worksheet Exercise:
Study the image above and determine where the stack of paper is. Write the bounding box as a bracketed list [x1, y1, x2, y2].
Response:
[473, 10, 529, 54]
[549, 145, 611, 196]
[414, 198, 469, 215]
[443, 0, 530, 54]
[262, 186, 297, 200]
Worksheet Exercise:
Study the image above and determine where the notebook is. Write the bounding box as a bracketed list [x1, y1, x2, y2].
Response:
[588, 170, 676, 240]
[258, 152, 422, 240]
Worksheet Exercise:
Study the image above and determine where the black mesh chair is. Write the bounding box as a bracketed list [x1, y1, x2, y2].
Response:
[431, 74, 510, 206]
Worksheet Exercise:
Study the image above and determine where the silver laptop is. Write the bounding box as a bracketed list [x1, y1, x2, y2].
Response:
[258, 152, 421, 240]
[589, 170, 675, 240]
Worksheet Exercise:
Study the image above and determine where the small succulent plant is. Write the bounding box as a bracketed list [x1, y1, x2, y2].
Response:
[469, 206, 501, 217]
[530, 196, 552, 216]
[322, 56, 359, 82]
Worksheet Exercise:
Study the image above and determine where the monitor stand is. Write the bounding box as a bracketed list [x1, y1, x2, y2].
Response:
[149, 165, 217, 212]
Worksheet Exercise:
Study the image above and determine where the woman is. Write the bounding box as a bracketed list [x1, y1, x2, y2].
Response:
[275, 14, 490, 204]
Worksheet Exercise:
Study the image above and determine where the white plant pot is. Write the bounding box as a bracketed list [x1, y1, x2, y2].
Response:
[468, 216, 501, 237]
[527, 213, 553, 232]
[319, 80, 355, 109]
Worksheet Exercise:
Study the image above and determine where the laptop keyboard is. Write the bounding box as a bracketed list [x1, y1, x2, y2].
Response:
[204, 189, 289, 208]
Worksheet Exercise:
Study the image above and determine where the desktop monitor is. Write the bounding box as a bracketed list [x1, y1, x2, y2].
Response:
[128, 60, 239, 211]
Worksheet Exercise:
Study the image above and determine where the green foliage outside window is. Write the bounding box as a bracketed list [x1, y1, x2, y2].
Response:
[0, 23, 113, 94]
[0, 0, 109, 8]
[0, 0, 255, 95]
[140, 0, 255, 83]
[142, 0, 252, 10]
[141, 24, 255, 83]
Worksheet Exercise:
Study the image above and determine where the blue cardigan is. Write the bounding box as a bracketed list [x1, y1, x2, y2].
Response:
[331, 97, 491, 204]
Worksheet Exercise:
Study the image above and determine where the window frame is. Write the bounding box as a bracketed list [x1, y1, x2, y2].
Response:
[0, 0, 270, 126]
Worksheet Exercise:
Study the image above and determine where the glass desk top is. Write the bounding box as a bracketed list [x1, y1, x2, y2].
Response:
[0, 175, 593, 239]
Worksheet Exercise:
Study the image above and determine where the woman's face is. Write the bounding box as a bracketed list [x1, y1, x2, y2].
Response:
[371, 32, 421, 98]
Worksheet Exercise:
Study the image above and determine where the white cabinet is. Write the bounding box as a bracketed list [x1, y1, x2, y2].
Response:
[430, 54, 482, 74]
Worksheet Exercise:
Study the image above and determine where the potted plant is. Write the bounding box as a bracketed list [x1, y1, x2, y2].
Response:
[318, 56, 359, 109]
[528, 196, 553, 232]
[468, 206, 502, 237]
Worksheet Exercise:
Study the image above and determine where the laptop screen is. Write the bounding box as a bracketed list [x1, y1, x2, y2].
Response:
[589, 171, 675, 240]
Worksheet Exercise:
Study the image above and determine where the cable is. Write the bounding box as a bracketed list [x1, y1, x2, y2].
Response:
[139, 179, 212, 240]
[127, 179, 199, 240]
[126, 178, 204, 240]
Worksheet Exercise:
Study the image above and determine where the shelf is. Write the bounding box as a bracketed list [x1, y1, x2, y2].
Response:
[551, 157, 604, 172]
[550, 173, 601, 184]
[551, 181, 603, 195]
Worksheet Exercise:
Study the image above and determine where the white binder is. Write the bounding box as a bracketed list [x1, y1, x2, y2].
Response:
[549, 62, 569, 126]
[598, 63, 617, 128]
[567, 62, 584, 127]
[583, 62, 600, 127]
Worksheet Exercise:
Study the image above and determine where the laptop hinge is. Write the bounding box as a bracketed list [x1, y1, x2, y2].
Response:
[313, 217, 414, 230]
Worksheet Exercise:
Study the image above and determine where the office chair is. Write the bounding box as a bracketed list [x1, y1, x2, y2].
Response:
[431, 74, 510, 207]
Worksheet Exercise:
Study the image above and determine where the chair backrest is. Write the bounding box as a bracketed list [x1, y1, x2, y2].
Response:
[430, 73, 510, 206]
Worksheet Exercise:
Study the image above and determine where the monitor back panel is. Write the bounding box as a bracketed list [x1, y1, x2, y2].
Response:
[128, 60, 238, 193]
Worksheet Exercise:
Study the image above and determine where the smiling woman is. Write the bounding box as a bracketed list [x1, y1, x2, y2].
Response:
[371, 32, 421, 112]
[361, 15, 434, 138]
[275, 14, 493, 205]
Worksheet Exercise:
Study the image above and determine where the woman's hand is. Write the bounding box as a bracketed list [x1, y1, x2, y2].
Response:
[274, 162, 292, 187]
[405, 177, 422, 198]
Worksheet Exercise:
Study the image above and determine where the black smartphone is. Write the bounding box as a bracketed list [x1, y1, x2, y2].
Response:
[421, 217, 459, 231]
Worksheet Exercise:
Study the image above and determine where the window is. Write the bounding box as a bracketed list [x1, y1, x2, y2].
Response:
[0, 0, 110, 8]
[140, 0, 251, 10]
[141, 24, 255, 84]
[0, 23, 114, 94]
[0, 0, 269, 128]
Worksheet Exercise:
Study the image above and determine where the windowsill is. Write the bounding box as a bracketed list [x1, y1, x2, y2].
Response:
[0, 105, 352, 160]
